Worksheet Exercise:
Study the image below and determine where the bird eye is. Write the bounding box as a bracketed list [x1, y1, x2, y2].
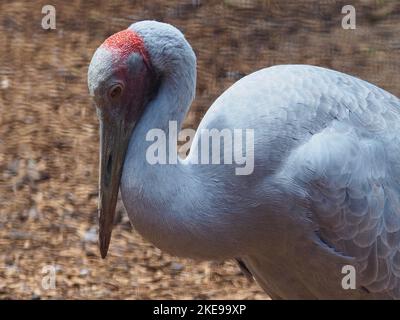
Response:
[108, 84, 123, 99]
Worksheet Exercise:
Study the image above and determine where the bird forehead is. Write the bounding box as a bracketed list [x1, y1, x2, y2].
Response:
[101, 29, 149, 62]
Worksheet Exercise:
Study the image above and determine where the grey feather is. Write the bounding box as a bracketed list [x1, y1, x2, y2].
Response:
[89, 21, 400, 299]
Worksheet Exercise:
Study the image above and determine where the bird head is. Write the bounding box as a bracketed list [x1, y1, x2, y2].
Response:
[88, 28, 158, 259]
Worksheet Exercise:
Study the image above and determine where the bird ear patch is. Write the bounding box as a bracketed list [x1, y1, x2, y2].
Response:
[101, 29, 150, 65]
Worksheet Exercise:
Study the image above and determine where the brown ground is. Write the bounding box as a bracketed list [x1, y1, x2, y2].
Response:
[0, 0, 399, 299]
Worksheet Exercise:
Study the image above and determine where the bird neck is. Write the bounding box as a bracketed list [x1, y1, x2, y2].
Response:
[120, 43, 232, 259]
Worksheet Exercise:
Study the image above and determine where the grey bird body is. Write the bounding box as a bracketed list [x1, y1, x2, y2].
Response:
[89, 21, 400, 299]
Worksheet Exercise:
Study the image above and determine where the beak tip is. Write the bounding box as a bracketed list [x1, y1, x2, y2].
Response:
[100, 250, 108, 259]
[99, 232, 111, 259]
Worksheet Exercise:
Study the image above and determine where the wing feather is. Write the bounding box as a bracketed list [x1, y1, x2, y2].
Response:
[284, 99, 400, 297]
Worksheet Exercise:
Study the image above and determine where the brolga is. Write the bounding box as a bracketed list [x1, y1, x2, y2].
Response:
[88, 20, 400, 299]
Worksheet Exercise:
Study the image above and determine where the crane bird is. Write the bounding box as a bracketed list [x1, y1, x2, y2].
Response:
[88, 20, 400, 299]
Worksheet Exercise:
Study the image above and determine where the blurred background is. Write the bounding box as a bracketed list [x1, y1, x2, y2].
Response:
[0, 0, 399, 299]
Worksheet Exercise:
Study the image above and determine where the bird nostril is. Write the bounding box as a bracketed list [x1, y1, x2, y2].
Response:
[107, 154, 113, 175]
[104, 153, 113, 188]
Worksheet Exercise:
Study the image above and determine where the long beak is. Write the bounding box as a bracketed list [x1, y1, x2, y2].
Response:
[98, 116, 133, 258]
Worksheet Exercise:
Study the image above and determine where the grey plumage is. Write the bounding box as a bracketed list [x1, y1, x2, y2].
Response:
[88, 21, 400, 299]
